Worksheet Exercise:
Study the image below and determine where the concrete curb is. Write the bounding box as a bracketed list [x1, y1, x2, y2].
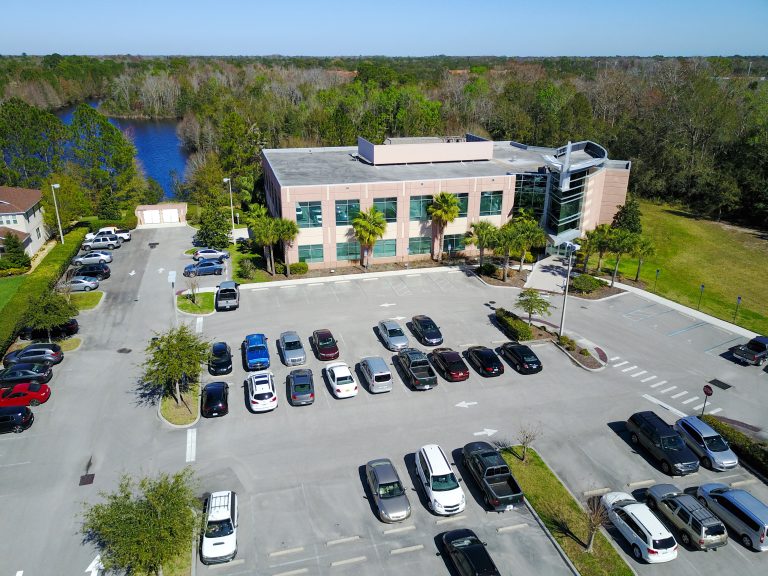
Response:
[524, 497, 582, 576]
[175, 294, 216, 317]
[76, 290, 107, 312]
[157, 397, 200, 429]
[553, 342, 605, 372]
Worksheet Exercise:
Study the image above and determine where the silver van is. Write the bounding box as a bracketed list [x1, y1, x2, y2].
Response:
[675, 416, 738, 471]
[697, 483, 768, 551]
[360, 356, 393, 393]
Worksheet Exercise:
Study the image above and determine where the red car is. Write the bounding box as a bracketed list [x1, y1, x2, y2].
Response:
[0, 382, 51, 407]
[431, 348, 470, 381]
[312, 329, 339, 360]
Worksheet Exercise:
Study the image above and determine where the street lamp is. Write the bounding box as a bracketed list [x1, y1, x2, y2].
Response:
[558, 242, 580, 338]
[223, 177, 235, 242]
[50, 183, 64, 245]
[697, 283, 705, 311]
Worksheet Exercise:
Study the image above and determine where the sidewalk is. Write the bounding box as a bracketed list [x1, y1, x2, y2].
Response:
[524, 255, 569, 292]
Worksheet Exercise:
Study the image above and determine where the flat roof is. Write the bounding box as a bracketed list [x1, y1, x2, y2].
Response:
[263, 140, 627, 188]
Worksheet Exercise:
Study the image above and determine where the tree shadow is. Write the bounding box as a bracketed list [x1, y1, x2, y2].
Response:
[539, 500, 588, 549]
[133, 378, 165, 407]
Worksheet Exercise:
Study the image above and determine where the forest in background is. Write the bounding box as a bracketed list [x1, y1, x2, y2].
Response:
[1, 54, 767, 229]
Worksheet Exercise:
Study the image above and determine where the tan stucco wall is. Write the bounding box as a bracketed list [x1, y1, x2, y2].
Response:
[597, 169, 630, 225]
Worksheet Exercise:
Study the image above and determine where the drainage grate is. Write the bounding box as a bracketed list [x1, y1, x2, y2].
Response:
[79, 474, 95, 486]
[148, 242, 159, 249]
[708, 378, 732, 390]
[117, 348, 132, 354]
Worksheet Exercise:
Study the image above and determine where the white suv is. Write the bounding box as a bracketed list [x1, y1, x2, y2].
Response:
[601, 492, 678, 563]
[246, 372, 278, 412]
[201, 491, 238, 564]
[416, 444, 465, 516]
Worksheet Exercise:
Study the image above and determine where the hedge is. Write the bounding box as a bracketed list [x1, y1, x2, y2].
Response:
[289, 262, 308, 275]
[86, 212, 138, 232]
[570, 274, 607, 294]
[478, 263, 497, 277]
[495, 307, 533, 341]
[701, 415, 768, 478]
[0, 227, 87, 356]
[0, 267, 29, 277]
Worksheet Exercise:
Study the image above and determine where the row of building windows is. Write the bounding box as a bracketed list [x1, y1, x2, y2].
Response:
[0, 214, 19, 225]
[295, 192, 502, 229]
[298, 234, 468, 263]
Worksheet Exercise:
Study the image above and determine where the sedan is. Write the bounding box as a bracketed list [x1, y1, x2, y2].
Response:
[279, 331, 306, 366]
[20, 319, 79, 341]
[208, 342, 232, 375]
[193, 248, 230, 261]
[378, 320, 409, 351]
[60, 276, 99, 292]
[0, 382, 51, 407]
[183, 259, 223, 277]
[0, 363, 53, 386]
[411, 315, 443, 345]
[288, 369, 315, 406]
[326, 362, 358, 398]
[365, 458, 411, 523]
[72, 251, 112, 265]
[499, 342, 542, 374]
[245, 372, 278, 412]
[74, 263, 111, 280]
[431, 348, 470, 382]
[466, 346, 504, 377]
[201, 382, 229, 418]
[312, 329, 339, 360]
[3, 343, 63, 367]
[441, 529, 501, 576]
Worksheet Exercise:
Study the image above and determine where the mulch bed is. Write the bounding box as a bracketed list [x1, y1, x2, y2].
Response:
[568, 285, 625, 300]
[567, 347, 603, 369]
[477, 270, 528, 288]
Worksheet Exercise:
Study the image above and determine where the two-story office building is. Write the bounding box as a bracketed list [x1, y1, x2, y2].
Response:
[0, 186, 48, 258]
[261, 135, 630, 269]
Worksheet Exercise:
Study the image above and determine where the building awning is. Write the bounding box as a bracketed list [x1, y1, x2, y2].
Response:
[547, 229, 582, 247]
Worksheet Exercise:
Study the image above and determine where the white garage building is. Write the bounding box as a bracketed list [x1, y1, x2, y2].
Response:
[135, 203, 188, 226]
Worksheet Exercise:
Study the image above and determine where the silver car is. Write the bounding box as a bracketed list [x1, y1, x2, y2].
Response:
[674, 416, 738, 471]
[365, 458, 411, 523]
[378, 320, 409, 351]
[72, 250, 113, 265]
[62, 276, 99, 292]
[279, 331, 306, 366]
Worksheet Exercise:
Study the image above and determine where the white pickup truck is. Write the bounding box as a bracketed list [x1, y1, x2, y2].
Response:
[85, 226, 132, 242]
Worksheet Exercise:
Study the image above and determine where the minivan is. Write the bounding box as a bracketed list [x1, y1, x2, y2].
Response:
[697, 483, 768, 551]
[675, 416, 738, 471]
[626, 411, 699, 475]
[0, 406, 34, 434]
[415, 444, 466, 516]
[360, 356, 393, 393]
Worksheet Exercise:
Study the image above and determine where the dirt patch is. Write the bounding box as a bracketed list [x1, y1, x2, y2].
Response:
[569, 285, 625, 300]
[477, 269, 528, 288]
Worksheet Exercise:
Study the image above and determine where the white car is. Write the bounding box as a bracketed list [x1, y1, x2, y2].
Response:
[326, 362, 358, 398]
[601, 491, 678, 563]
[72, 250, 112, 265]
[415, 444, 466, 516]
[61, 276, 99, 292]
[245, 372, 277, 412]
[201, 491, 238, 564]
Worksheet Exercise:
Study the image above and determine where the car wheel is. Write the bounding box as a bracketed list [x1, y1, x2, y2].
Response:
[216, 269, 222, 275]
[741, 534, 754, 549]
[680, 532, 691, 546]
[483, 494, 491, 509]
[631, 544, 642, 560]
[12, 425, 23, 434]
[661, 461, 672, 475]
[99, 259, 106, 264]
[702, 457, 712, 470]
[630, 433, 639, 445]
[84, 286, 92, 292]
[29, 399, 40, 406]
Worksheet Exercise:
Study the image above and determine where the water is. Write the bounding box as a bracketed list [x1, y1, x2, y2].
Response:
[56, 102, 187, 199]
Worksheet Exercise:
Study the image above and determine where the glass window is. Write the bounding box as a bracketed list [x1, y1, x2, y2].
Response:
[373, 197, 397, 222]
[443, 234, 465, 253]
[479, 191, 502, 216]
[296, 201, 322, 228]
[408, 236, 431, 255]
[336, 240, 360, 261]
[335, 200, 360, 226]
[455, 193, 468, 217]
[373, 239, 396, 257]
[298, 244, 324, 263]
[513, 173, 548, 219]
[409, 195, 432, 221]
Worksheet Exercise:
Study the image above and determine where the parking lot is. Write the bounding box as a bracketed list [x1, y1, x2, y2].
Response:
[1, 225, 767, 576]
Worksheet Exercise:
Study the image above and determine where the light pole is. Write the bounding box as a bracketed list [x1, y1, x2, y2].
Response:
[733, 296, 742, 323]
[558, 242, 580, 338]
[697, 283, 705, 311]
[50, 183, 64, 245]
[223, 177, 235, 242]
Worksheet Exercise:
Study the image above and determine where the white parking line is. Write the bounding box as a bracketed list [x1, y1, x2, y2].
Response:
[650, 380, 668, 388]
[280, 285, 297, 289]
[693, 403, 705, 410]
[330, 556, 366, 567]
[326, 535, 360, 546]
[708, 408, 723, 415]
[627, 479, 655, 488]
[642, 394, 687, 417]
[405, 274, 422, 278]
[0, 461, 31, 468]
[390, 544, 424, 555]
[308, 283, 324, 287]
[670, 391, 687, 399]
[435, 514, 466, 525]
[621, 365, 638, 372]
[362, 278, 379, 281]
[631, 371, 647, 378]
[582, 487, 611, 497]
[195, 317, 203, 333]
[609, 356, 620, 361]
[659, 386, 677, 394]
[383, 525, 416, 535]
[272, 569, 308, 576]
[682, 396, 700, 405]
[497, 523, 527, 533]
[209, 558, 244, 570]
[185, 428, 196, 462]
[334, 280, 350, 284]
[269, 547, 305, 557]
[248, 287, 269, 291]
[641, 375, 657, 382]
[612, 361, 628, 368]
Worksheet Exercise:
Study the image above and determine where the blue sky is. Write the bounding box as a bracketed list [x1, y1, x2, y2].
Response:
[2, 0, 766, 56]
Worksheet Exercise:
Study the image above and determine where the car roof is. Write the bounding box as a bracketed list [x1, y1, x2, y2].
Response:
[402, 347, 426, 359]
[25, 343, 61, 352]
[290, 369, 313, 383]
[718, 488, 768, 517]
[380, 320, 401, 330]
[624, 503, 674, 538]
[361, 356, 388, 371]
[647, 483, 682, 500]
[245, 334, 267, 346]
[327, 362, 351, 375]
[3, 362, 47, 371]
[368, 458, 399, 483]
[314, 328, 333, 337]
[204, 381, 227, 393]
[281, 331, 300, 341]
[212, 342, 229, 353]
[247, 372, 274, 388]
[413, 314, 433, 323]
[207, 491, 234, 521]
[677, 415, 719, 437]
[419, 444, 451, 474]
[436, 348, 462, 361]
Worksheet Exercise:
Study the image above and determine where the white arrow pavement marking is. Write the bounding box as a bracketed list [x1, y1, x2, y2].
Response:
[16, 571, 23, 576]
[85, 554, 103, 575]
[455, 401, 478, 408]
[129, 270, 136, 276]
[473, 428, 497, 437]
[158, 267, 165, 273]
[379, 303, 396, 307]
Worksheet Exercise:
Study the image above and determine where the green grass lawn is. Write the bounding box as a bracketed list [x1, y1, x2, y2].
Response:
[160, 384, 199, 426]
[70, 291, 104, 310]
[0, 276, 26, 310]
[177, 292, 214, 314]
[597, 202, 768, 334]
[231, 245, 272, 284]
[503, 448, 633, 576]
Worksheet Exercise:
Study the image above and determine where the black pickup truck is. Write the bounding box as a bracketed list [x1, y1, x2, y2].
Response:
[730, 336, 768, 366]
[397, 348, 437, 390]
[462, 441, 524, 511]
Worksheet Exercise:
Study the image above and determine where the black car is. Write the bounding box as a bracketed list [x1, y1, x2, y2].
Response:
[499, 342, 542, 374]
[0, 406, 34, 434]
[441, 529, 500, 576]
[201, 382, 229, 418]
[466, 346, 504, 377]
[74, 263, 111, 280]
[0, 363, 53, 386]
[19, 319, 79, 341]
[208, 342, 233, 375]
[411, 315, 443, 346]
[431, 348, 470, 381]
[3, 343, 63, 368]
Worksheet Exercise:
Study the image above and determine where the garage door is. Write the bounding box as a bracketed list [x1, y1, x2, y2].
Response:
[143, 210, 160, 224]
[162, 209, 179, 223]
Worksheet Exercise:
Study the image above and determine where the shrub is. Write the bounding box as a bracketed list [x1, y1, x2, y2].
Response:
[570, 274, 607, 294]
[239, 259, 256, 280]
[558, 335, 578, 351]
[0, 267, 28, 277]
[274, 262, 286, 275]
[511, 250, 533, 263]
[495, 308, 533, 341]
[289, 262, 308, 275]
[701, 416, 768, 478]
[478, 263, 497, 277]
[579, 348, 591, 357]
[86, 212, 139, 232]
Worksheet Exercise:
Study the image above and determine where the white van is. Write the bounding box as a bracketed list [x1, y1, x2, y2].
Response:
[360, 356, 393, 393]
[416, 444, 465, 516]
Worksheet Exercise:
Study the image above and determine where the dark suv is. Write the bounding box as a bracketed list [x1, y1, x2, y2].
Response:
[626, 411, 699, 475]
[0, 406, 34, 434]
[74, 263, 111, 280]
[20, 319, 79, 341]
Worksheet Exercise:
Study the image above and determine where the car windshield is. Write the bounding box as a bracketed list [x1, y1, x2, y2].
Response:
[420, 319, 437, 331]
[293, 383, 311, 394]
[450, 535, 482, 549]
[479, 350, 496, 361]
[378, 481, 405, 498]
[522, 354, 538, 362]
[661, 435, 686, 450]
[248, 345, 267, 354]
[205, 519, 234, 538]
[431, 473, 459, 491]
[284, 340, 302, 350]
[704, 523, 726, 536]
[318, 334, 335, 346]
[254, 392, 273, 400]
[652, 536, 676, 550]
[388, 328, 405, 337]
[336, 374, 353, 385]
[703, 435, 729, 452]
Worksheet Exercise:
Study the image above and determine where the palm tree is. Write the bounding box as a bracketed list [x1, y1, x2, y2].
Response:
[352, 206, 387, 268]
[494, 222, 521, 282]
[427, 192, 460, 261]
[247, 214, 279, 275]
[608, 229, 640, 287]
[513, 216, 547, 272]
[465, 220, 498, 268]
[593, 224, 614, 273]
[579, 229, 598, 273]
[631, 235, 655, 282]
[276, 218, 300, 278]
